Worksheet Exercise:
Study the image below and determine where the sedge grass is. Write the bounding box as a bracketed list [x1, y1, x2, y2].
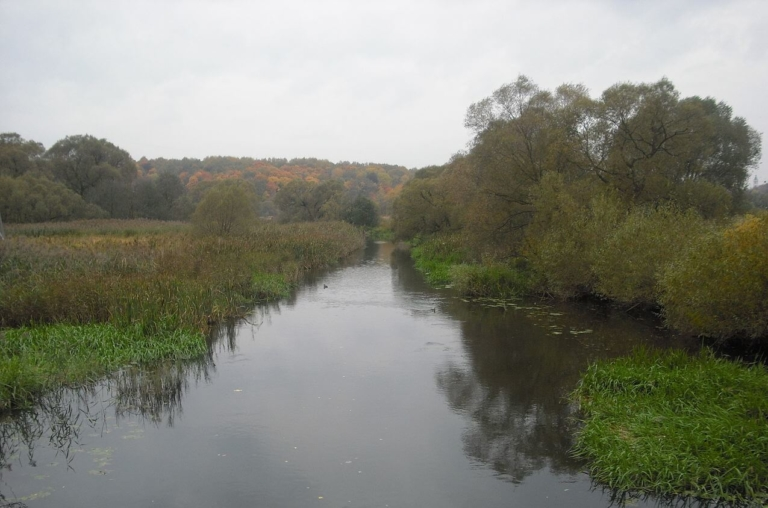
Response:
[0, 324, 206, 411]
[571, 348, 768, 505]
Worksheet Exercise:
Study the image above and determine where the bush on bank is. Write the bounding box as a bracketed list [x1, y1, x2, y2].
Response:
[410, 204, 768, 343]
[659, 213, 768, 340]
[592, 205, 709, 305]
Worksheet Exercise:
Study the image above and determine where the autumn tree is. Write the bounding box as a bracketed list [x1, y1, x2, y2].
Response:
[399, 76, 761, 259]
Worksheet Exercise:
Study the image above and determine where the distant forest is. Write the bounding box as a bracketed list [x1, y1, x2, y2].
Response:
[0, 132, 412, 224]
[2, 74, 767, 228]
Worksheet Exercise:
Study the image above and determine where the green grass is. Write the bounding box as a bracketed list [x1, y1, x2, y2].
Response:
[367, 226, 395, 242]
[410, 235, 536, 297]
[0, 324, 206, 411]
[410, 236, 468, 285]
[571, 348, 768, 505]
[449, 262, 535, 298]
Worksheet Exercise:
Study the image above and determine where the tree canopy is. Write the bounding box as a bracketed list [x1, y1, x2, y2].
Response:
[46, 135, 136, 198]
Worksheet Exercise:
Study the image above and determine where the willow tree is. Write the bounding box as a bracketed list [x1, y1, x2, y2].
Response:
[461, 76, 591, 252]
[274, 179, 344, 222]
[46, 135, 136, 198]
[191, 180, 259, 236]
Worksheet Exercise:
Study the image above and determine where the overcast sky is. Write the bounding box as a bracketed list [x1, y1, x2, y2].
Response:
[1, 0, 766, 181]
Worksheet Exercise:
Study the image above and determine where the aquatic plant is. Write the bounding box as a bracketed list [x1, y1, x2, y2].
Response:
[0, 324, 206, 411]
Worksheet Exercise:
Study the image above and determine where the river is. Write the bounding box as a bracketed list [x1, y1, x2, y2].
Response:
[0, 241, 699, 507]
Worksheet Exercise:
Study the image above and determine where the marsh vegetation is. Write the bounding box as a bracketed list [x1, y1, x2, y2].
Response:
[0, 219, 365, 411]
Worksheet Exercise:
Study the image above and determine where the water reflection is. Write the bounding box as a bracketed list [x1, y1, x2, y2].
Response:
[433, 301, 592, 483]
[435, 300, 697, 486]
[392, 245, 702, 496]
[0, 319, 244, 502]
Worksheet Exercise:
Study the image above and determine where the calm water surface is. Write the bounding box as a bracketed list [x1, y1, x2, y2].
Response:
[0, 241, 699, 507]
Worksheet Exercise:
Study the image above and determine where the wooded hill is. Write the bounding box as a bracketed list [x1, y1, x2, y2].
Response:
[0, 133, 412, 224]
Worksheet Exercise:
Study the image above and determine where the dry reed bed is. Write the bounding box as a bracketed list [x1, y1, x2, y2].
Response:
[0, 220, 365, 331]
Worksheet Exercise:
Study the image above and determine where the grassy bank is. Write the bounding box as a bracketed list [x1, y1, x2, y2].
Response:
[0, 219, 365, 410]
[410, 235, 536, 297]
[571, 348, 768, 505]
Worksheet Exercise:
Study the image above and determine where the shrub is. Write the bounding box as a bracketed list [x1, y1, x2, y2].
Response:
[592, 205, 707, 305]
[524, 176, 625, 298]
[659, 213, 768, 340]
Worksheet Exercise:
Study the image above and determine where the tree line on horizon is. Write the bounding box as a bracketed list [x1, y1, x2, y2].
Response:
[0, 133, 411, 227]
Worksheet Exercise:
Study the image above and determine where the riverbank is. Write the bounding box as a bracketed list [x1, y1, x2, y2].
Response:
[408, 211, 768, 344]
[570, 348, 768, 505]
[406, 233, 768, 505]
[0, 219, 366, 410]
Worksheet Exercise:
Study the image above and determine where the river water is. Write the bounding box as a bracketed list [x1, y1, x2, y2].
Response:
[0, 241, 699, 507]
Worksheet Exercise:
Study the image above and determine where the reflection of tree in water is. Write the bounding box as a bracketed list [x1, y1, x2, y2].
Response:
[434, 297, 693, 485]
[435, 329, 585, 484]
[0, 387, 101, 507]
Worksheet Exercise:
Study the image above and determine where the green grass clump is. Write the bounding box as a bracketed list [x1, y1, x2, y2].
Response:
[449, 261, 535, 298]
[410, 235, 536, 297]
[251, 273, 292, 300]
[367, 226, 395, 242]
[0, 324, 206, 411]
[571, 348, 768, 505]
[410, 235, 469, 285]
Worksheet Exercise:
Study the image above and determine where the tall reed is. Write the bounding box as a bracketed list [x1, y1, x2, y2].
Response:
[0, 220, 365, 331]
